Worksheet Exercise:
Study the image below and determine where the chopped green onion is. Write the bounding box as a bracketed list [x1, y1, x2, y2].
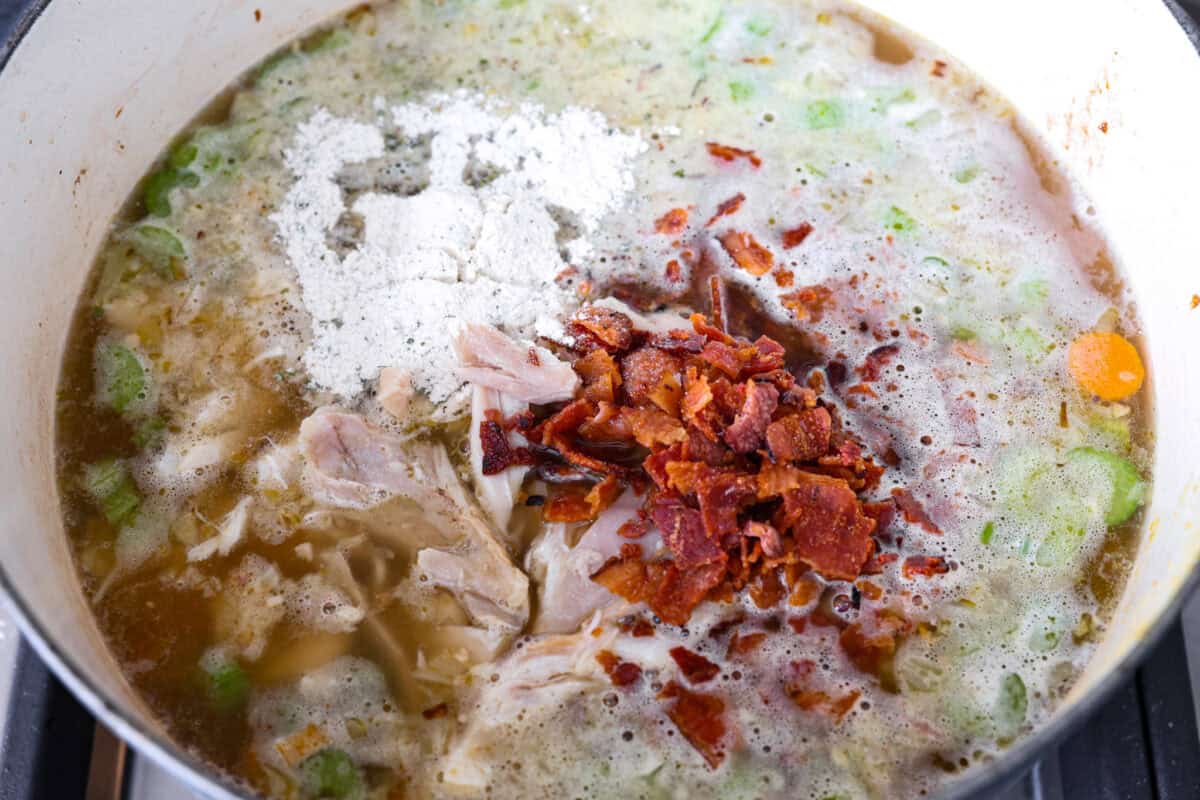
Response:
[922, 255, 948, 267]
[96, 342, 146, 414]
[699, 10, 724, 44]
[883, 205, 915, 233]
[805, 99, 844, 129]
[143, 167, 199, 217]
[206, 659, 249, 712]
[300, 749, 365, 800]
[728, 81, 754, 102]
[980, 521, 995, 544]
[83, 460, 140, 525]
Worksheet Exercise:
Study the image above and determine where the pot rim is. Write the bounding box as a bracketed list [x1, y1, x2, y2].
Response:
[0, 2, 1197, 798]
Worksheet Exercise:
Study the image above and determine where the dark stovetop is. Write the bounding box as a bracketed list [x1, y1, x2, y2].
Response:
[0, 1, 1198, 798]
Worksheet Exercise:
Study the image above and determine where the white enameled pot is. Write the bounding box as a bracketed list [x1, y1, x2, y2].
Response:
[0, 1, 1198, 797]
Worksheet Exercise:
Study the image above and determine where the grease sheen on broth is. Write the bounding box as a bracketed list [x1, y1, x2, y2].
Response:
[55, 2, 1151, 798]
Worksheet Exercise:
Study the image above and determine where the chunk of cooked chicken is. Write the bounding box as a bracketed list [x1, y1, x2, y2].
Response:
[299, 408, 529, 632]
[453, 323, 579, 404]
[377, 366, 414, 420]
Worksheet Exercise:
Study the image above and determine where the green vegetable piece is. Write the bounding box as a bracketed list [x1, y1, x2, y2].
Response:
[804, 162, 827, 178]
[922, 255, 948, 267]
[143, 167, 199, 217]
[129, 225, 187, 278]
[207, 660, 249, 712]
[729, 81, 754, 102]
[133, 416, 166, 450]
[994, 673, 1028, 740]
[806, 99, 844, 129]
[905, 109, 941, 130]
[951, 326, 977, 342]
[307, 28, 353, 52]
[1010, 326, 1053, 363]
[955, 165, 980, 183]
[168, 142, 198, 170]
[257, 49, 300, 84]
[300, 749, 365, 800]
[1018, 278, 1049, 307]
[699, 10, 724, 44]
[83, 460, 140, 525]
[97, 343, 146, 413]
[884, 205, 915, 233]
[980, 521, 995, 545]
[1066, 447, 1146, 526]
[745, 17, 772, 36]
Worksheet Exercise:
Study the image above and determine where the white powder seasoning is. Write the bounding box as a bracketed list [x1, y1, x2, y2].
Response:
[270, 92, 646, 406]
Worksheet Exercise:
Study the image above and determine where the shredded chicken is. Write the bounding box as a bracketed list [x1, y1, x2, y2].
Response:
[468, 384, 529, 534]
[453, 323, 579, 404]
[377, 366, 415, 420]
[187, 496, 253, 562]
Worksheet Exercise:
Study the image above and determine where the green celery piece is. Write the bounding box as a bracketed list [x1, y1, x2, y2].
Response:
[129, 225, 187, 278]
[729, 81, 754, 102]
[256, 49, 300, 84]
[806, 99, 844, 129]
[300, 749, 366, 800]
[805, 162, 827, 178]
[1018, 278, 1050, 307]
[980, 521, 995, 544]
[306, 27, 353, 52]
[1066, 447, 1146, 525]
[699, 10, 724, 44]
[922, 255, 948, 267]
[133, 416, 166, 449]
[1010, 326, 1053, 363]
[97, 342, 146, 413]
[884, 205, 915, 233]
[143, 167, 199, 217]
[994, 673, 1028, 740]
[83, 460, 140, 525]
[951, 326, 977, 341]
[168, 142, 198, 169]
[206, 660, 249, 712]
[1035, 526, 1084, 567]
[955, 165, 980, 183]
[745, 16, 772, 36]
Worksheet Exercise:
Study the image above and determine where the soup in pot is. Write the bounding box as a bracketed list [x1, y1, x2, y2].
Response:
[55, 1, 1152, 798]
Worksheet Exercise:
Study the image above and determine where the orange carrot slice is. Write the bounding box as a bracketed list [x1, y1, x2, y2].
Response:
[1067, 331, 1145, 401]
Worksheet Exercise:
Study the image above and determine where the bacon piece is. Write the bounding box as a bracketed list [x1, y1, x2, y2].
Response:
[663, 460, 708, 495]
[744, 520, 784, 558]
[570, 306, 635, 352]
[621, 346, 683, 410]
[652, 495, 725, 570]
[681, 368, 717, 438]
[643, 444, 683, 491]
[596, 650, 643, 687]
[690, 312, 734, 345]
[860, 551, 899, 575]
[670, 646, 720, 683]
[618, 513, 653, 540]
[821, 437, 863, 468]
[839, 612, 911, 684]
[724, 380, 779, 453]
[478, 419, 532, 475]
[578, 400, 633, 441]
[861, 499, 896, 534]
[858, 344, 900, 382]
[726, 631, 767, 658]
[745, 336, 786, 375]
[665, 258, 684, 282]
[698, 340, 744, 378]
[748, 567, 786, 609]
[781, 221, 814, 249]
[543, 489, 594, 522]
[776, 472, 876, 581]
[655, 208, 689, 235]
[780, 284, 834, 322]
[902, 555, 949, 579]
[890, 488, 942, 534]
[422, 703, 449, 720]
[784, 660, 860, 722]
[649, 330, 706, 354]
[540, 398, 594, 447]
[622, 406, 687, 448]
[706, 193, 746, 226]
[695, 471, 757, 539]
[651, 559, 726, 626]
[659, 681, 728, 768]
[575, 349, 623, 404]
[684, 425, 732, 466]
[788, 573, 822, 607]
[718, 230, 774, 276]
[706, 141, 762, 168]
[591, 554, 651, 602]
[542, 399, 637, 477]
[765, 407, 832, 462]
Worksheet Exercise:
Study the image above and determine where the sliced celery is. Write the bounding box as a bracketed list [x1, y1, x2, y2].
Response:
[96, 342, 146, 413]
[82, 460, 140, 525]
[299, 749, 365, 800]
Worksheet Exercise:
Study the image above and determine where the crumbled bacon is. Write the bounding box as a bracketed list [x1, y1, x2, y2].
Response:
[891, 488, 942, 534]
[655, 207, 689, 236]
[839, 612, 911, 685]
[780, 284, 834, 322]
[575, 349, 623, 404]
[723, 380, 779, 453]
[659, 681, 728, 768]
[570, 306, 635, 351]
[858, 344, 900, 382]
[622, 346, 683, 410]
[785, 660, 860, 721]
[726, 631, 767, 658]
[479, 419, 531, 475]
[651, 559, 727, 626]
[670, 646, 721, 684]
[766, 407, 832, 462]
[623, 406, 687, 448]
[743, 520, 784, 558]
[421, 703, 449, 720]
[596, 650, 643, 686]
[718, 230, 775, 276]
[782, 221, 814, 249]
[705, 141, 762, 168]
[706, 193, 746, 226]
[652, 494, 726, 570]
[902, 555, 949, 579]
[591, 554, 651, 602]
[775, 472, 876, 580]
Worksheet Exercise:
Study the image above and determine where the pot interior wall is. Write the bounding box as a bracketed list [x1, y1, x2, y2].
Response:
[0, 0, 1197, 793]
